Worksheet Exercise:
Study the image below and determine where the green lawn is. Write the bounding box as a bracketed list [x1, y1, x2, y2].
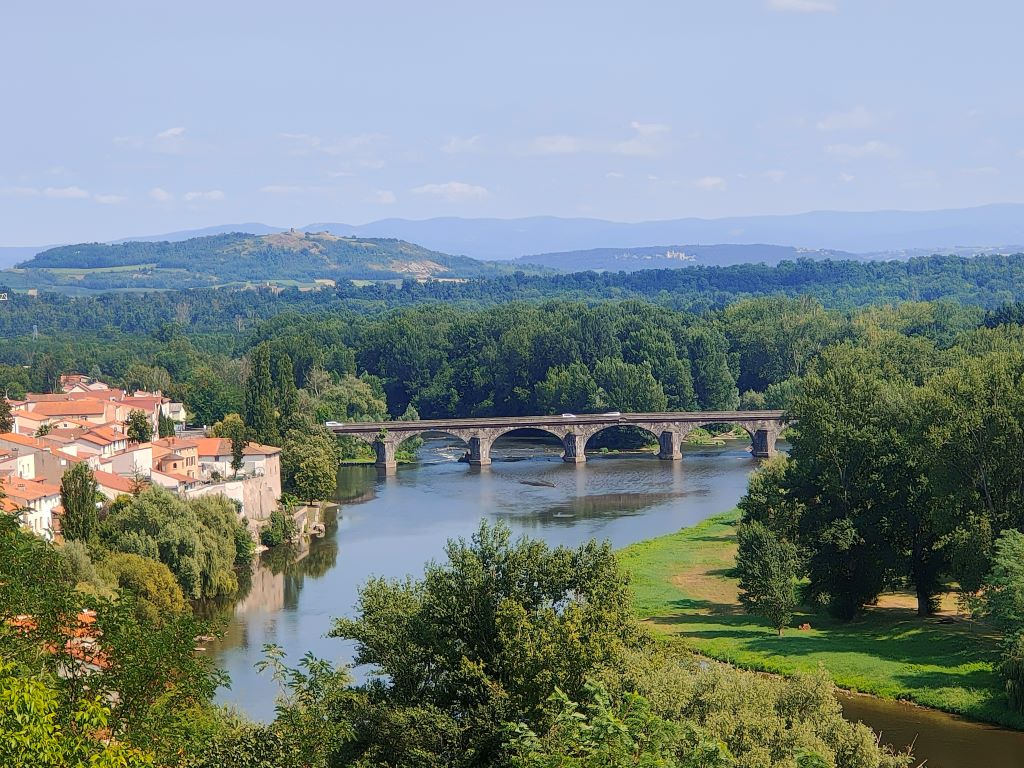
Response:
[619, 510, 1024, 729]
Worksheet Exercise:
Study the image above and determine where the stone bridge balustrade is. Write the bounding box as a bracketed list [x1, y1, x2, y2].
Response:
[334, 411, 788, 471]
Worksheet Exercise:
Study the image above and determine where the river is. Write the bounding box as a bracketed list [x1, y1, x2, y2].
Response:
[210, 436, 1024, 768]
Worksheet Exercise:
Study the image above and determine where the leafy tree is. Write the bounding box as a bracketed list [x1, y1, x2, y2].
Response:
[122, 362, 171, 394]
[534, 362, 602, 414]
[124, 409, 153, 443]
[735, 520, 799, 635]
[686, 325, 739, 410]
[0, 660, 155, 768]
[101, 486, 246, 599]
[99, 552, 188, 627]
[60, 463, 99, 542]
[261, 507, 299, 548]
[593, 358, 667, 412]
[245, 342, 279, 445]
[294, 446, 337, 505]
[35, 422, 52, 437]
[980, 530, 1024, 712]
[330, 520, 639, 766]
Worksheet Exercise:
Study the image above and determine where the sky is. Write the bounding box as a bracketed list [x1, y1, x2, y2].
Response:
[2, 1, 1023, 245]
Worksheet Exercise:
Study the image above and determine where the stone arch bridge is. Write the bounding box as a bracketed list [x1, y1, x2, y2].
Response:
[329, 411, 786, 471]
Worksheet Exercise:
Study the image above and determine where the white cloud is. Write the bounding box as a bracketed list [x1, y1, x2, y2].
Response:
[370, 189, 397, 204]
[694, 176, 727, 190]
[149, 187, 173, 202]
[528, 122, 671, 157]
[763, 169, 787, 183]
[156, 126, 185, 139]
[94, 193, 127, 204]
[825, 140, 899, 158]
[768, 0, 837, 12]
[115, 126, 189, 154]
[183, 189, 225, 202]
[441, 135, 483, 154]
[605, 171, 625, 179]
[817, 105, 877, 132]
[411, 181, 490, 202]
[838, 172, 855, 183]
[43, 186, 90, 199]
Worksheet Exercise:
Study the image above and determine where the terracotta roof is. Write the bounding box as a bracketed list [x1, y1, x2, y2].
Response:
[31, 401, 107, 417]
[94, 471, 137, 494]
[197, 437, 280, 457]
[159, 452, 185, 463]
[1, 477, 61, 501]
[152, 436, 198, 450]
[12, 410, 48, 422]
[0, 432, 44, 449]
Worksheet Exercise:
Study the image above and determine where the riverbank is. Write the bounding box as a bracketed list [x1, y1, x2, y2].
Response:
[619, 510, 1024, 730]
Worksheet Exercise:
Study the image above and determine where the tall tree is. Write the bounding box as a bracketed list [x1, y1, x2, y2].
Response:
[124, 409, 153, 443]
[735, 520, 799, 636]
[0, 398, 12, 433]
[244, 343, 278, 445]
[60, 463, 99, 543]
[687, 325, 740, 410]
[271, 349, 299, 428]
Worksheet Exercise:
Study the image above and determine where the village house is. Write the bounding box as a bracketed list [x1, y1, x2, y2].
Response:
[0, 476, 62, 540]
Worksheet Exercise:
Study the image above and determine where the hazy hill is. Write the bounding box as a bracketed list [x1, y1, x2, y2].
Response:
[516, 244, 861, 272]
[7, 230, 515, 293]
[306, 204, 1024, 260]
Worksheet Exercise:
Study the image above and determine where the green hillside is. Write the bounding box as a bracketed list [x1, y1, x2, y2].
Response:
[6, 230, 522, 292]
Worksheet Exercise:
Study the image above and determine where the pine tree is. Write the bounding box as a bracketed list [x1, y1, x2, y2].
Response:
[60, 463, 99, 542]
[244, 343, 278, 445]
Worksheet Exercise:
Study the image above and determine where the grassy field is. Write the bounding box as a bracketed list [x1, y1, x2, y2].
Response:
[619, 510, 1023, 729]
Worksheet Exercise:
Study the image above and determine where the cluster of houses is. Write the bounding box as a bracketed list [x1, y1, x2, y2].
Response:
[1, 375, 281, 540]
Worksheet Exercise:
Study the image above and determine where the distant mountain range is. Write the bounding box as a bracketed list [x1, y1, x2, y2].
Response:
[4, 202, 1024, 277]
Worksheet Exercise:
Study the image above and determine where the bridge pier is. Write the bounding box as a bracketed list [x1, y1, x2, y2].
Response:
[562, 432, 587, 463]
[658, 430, 682, 460]
[373, 439, 398, 472]
[467, 435, 492, 466]
[751, 428, 778, 458]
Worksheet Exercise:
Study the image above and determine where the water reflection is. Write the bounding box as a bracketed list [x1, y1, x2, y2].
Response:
[210, 437, 762, 718]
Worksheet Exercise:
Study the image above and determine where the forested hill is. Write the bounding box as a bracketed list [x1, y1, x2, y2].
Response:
[2, 252, 1024, 339]
[7, 230, 520, 292]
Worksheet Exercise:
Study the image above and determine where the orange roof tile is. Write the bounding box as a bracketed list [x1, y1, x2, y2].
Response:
[31, 401, 107, 417]
[0, 432, 44, 449]
[94, 471, 137, 494]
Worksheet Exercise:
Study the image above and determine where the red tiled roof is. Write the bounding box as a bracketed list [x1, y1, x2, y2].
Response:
[0, 432, 44, 449]
[30, 401, 107, 417]
[196, 437, 280, 457]
[94, 471, 137, 494]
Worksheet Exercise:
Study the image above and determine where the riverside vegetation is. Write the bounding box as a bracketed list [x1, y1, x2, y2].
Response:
[7, 275, 1024, 761]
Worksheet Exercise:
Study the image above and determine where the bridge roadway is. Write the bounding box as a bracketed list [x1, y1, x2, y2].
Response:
[329, 410, 786, 470]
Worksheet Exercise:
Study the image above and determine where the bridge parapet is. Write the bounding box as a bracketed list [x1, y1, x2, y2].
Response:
[330, 411, 787, 470]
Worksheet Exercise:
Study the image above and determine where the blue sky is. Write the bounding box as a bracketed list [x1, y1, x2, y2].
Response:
[1, 1, 1022, 244]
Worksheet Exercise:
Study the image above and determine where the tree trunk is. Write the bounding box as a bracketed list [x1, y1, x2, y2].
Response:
[916, 586, 934, 617]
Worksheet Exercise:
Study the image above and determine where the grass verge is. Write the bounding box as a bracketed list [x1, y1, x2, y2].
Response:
[619, 510, 1023, 729]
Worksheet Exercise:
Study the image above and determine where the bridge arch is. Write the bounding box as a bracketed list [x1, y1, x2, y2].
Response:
[583, 424, 663, 454]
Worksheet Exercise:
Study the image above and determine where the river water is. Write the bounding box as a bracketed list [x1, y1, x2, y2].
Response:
[210, 436, 1024, 767]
